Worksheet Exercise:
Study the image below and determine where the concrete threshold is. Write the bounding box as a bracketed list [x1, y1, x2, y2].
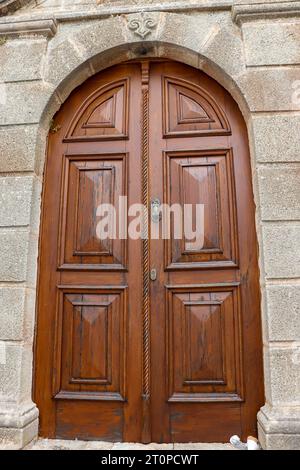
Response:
[25, 439, 235, 450]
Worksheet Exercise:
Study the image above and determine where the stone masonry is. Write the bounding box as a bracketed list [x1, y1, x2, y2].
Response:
[0, 0, 299, 450]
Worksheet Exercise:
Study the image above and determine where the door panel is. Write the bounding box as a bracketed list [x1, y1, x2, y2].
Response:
[163, 149, 238, 269]
[53, 287, 127, 402]
[34, 63, 143, 442]
[162, 76, 231, 137]
[34, 60, 264, 443]
[149, 61, 264, 442]
[59, 153, 128, 270]
[166, 285, 243, 403]
[65, 78, 129, 141]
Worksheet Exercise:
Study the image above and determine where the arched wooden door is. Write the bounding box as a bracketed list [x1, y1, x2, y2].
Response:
[34, 61, 264, 443]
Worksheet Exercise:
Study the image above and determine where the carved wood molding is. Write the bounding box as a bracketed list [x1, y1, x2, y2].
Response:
[140, 60, 151, 443]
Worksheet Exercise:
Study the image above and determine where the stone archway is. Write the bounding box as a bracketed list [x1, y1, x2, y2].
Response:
[4, 39, 264, 447]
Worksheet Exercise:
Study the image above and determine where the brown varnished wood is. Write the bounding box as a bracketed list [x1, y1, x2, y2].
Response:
[34, 63, 143, 441]
[140, 60, 152, 443]
[58, 153, 128, 271]
[34, 60, 264, 443]
[148, 61, 264, 442]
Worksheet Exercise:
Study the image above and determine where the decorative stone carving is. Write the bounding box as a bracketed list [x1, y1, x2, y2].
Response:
[128, 12, 157, 39]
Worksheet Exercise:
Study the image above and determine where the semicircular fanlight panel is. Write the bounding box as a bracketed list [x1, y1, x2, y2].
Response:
[65, 79, 129, 141]
[163, 77, 231, 137]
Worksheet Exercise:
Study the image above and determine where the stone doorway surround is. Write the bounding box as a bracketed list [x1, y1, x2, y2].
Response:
[0, 0, 299, 450]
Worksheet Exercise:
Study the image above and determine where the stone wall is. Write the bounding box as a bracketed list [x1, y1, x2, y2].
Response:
[0, 0, 299, 449]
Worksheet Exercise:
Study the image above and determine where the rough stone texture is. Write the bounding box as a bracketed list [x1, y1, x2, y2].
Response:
[0, 125, 40, 173]
[156, 41, 199, 68]
[25, 439, 233, 450]
[0, 342, 32, 402]
[0, 39, 47, 82]
[0, 229, 29, 282]
[257, 166, 300, 220]
[0, 401, 38, 428]
[159, 12, 236, 69]
[259, 403, 300, 434]
[25, 233, 39, 287]
[266, 347, 300, 405]
[252, 114, 300, 163]
[27, 438, 95, 450]
[259, 431, 300, 451]
[201, 26, 246, 77]
[42, 30, 94, 101]
[0, 81, 60, 126]
[243, 21, 300, 66]
[0, 418, 38, 450]
[258, 404, 300, 450]
[237, 68, 300, 112]
[43, 16, 126, 96]
[0, 0, 32, 17]
[19, 349, 35, 404]
[112, 442, 174, 451]
[0, 176, 35, 227]
[262, 223, 300, 279]
[174, 443, 234, 450]
[29, 177, 42, 233]
[266, 285, 300, 342]
[0, 287, 26, 340]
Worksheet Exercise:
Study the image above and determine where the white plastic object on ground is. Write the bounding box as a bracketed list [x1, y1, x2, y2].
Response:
[247, 436, 260, 450]
[230, 435, 260, 450]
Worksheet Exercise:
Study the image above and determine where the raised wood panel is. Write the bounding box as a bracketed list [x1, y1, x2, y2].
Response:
[166, 284, 244, 402]
[75, 165, 114, 256]
[70, 302, 111, 385]
[178, 94, 212, 123]
[169, 403, 242, 443]
[65, 79, 129, 141]
[58, 153, 127, 271]
[53, 286, 127, 402]
[162, 76, 231, 138]
[182, 301, 225, 385]
[56, 401, 123, 441]
[164, 149, 238, 270]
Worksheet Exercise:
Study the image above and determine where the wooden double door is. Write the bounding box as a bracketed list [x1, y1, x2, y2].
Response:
[34, 61, 264, 442]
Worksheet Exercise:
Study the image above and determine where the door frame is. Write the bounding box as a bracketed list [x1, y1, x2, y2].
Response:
[34, 58, 262, 442]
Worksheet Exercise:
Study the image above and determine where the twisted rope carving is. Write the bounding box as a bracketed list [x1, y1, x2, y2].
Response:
[141, 84, 151, 401]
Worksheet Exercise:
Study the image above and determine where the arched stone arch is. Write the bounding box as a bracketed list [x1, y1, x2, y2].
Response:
[0, 7, 277, 449]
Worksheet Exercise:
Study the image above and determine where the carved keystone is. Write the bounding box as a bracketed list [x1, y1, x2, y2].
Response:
[128, 12, 157, 39]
